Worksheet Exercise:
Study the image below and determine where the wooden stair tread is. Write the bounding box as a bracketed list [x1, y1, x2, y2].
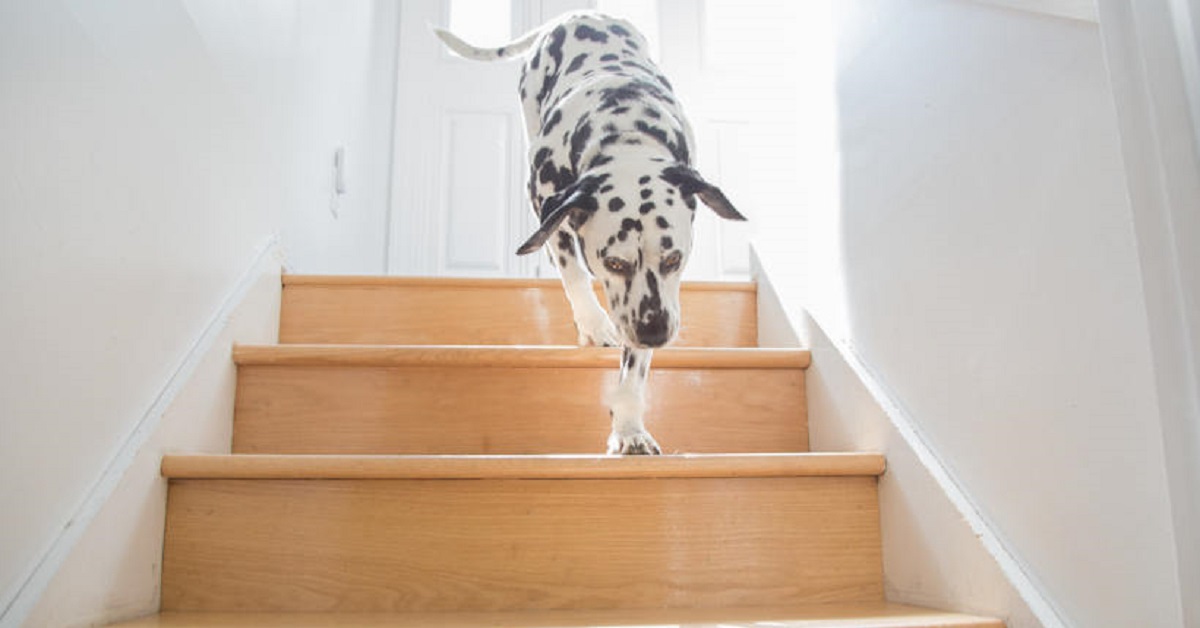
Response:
[161, 453, 885, 480]
[233, 344, 810, 368]
[283, 274, 757, 292]
[110, 603, 1003, 627]
[231, 345, 810, 455]
[278, 275, 758, 347]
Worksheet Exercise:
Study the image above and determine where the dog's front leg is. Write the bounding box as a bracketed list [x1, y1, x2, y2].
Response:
[549, 229, 621, 347]
[607, 347, 661, 455]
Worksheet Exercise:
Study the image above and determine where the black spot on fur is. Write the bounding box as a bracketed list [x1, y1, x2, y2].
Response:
[609, 23, 631, 37]
[640, 189, 652, 199]
[601, 134, 620, 147]
[575, 24, 609, 43]
[589, 154, 614, 169]
[611, 106, 630, 115]
[665, 198, 674, 206]
[656, 216, 671, 229]
[637, 270, 665, 343]
[533, 147, 552, 169]
[536, 27, 567, 105]
[547, 26, 567, 67]
[565, 53, 588, 74]
[599, 184, 614, 193]
[578, 236, 593, 273]
[601, 53, 619, 62]
[568, 207, 593, 230]
[661, 236, 673, 249]
[625, 39, 640, 50]
[609, 197, 625, 212]
[640, 273, 660, 314]
[643, 107, 661, 120]
[569, 121, 593, 170]
[673, 129, 691, 163]
[635, 120, 685, 160]
[557, 231, 574, 254]
[621, 60, 654, 74]
[538, 160, 575, 197]
[638, 175, 651, 184]
[598, 84, 648, 110]
[542, 110, 563, 134]
[639, 202, 655, 214]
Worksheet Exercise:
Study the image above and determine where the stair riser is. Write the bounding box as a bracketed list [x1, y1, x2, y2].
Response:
[162, 476, 882, 613]
[233, 365, 808, 454]
[280, 282, 756, 347]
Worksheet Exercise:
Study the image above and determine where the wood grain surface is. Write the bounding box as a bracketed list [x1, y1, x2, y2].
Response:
[161, 475, 882, 613]
[232, 361, 807, 454]
[278, 277, 757, 347]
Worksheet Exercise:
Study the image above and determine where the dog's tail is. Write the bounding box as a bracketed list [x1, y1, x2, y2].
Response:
[433, 25, 541, 61]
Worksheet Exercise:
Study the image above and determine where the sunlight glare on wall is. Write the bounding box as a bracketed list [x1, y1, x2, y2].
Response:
[448, 0, 511, 45]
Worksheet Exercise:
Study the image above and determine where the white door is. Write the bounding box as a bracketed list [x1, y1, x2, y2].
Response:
[388, 0, 588, 278]
[387, 0, 792, 279]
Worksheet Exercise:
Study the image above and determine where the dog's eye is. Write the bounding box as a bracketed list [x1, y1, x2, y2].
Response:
[660, 250, 683, 275]
[604, 257, 633, 275]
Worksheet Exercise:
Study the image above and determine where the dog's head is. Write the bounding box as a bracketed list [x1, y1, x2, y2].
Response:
[517, 158, 745, 348]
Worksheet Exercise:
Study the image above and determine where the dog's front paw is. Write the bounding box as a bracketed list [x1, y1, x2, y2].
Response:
[575, 311, 621, 347]
[607, 430, 662, 455]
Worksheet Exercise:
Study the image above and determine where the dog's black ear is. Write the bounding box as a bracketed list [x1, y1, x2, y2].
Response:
[660, 165, 747, 221]
[516, 179, 601, 255]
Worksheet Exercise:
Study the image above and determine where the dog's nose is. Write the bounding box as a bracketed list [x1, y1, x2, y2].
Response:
[636, 311, 673, 347]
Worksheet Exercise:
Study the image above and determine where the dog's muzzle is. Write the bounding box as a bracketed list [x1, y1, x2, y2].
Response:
[635, 310, 674, 348]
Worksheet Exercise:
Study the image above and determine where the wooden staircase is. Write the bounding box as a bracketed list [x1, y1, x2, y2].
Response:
[112, 275, 1003, 627]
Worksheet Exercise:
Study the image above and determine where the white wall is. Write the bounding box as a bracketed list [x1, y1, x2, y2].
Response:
[780, 1, 1186, 626]
[1096, 1, 1200, 625]
[178, 1, 398, 274]
[755, 248, 1043, 627]
[0, 2, 397, 625]
[22, 244, 281, 628]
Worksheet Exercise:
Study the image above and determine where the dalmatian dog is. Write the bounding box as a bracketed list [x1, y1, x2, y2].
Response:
[436, 12, 745, 455]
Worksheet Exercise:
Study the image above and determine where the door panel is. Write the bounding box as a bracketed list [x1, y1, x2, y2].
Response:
[443, 112, 511, 273]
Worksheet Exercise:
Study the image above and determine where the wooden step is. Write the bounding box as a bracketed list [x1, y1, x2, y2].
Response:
[160, 454, 884, 613]
[232, 345, 809, 455]
[162, 452, 883, 479]
[279, 275, 757, 347]
[111, 602, 1004, 627]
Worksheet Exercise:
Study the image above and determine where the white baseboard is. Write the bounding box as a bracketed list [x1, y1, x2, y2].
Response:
[2, 234, 283, 628]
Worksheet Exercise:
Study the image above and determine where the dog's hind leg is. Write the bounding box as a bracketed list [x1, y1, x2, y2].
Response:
[547, 228, 621, 347]
[607, 347, 661, 455]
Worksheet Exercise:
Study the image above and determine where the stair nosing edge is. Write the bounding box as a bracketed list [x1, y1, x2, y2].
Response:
[282, 274, 757, 293]
[232, 344, 811, 369]
[161, 453, 885, 480]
